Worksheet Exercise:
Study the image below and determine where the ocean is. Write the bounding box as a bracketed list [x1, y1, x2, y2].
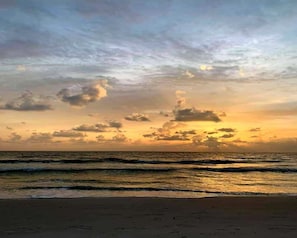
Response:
[0, 151, 296, 199]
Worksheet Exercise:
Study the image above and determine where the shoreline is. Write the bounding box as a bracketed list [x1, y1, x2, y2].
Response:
[0, 196, 296, 237]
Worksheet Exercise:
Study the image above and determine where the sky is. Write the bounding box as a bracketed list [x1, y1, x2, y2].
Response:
[0, 0, 296, 151]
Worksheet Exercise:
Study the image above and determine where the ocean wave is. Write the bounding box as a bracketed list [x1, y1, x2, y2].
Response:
[0, 166, 296, 175]
[0, 167, 177, 174]
[0, 157, 272, 165]
[19, 185, 285, 196]
[190, 167, 297, 173]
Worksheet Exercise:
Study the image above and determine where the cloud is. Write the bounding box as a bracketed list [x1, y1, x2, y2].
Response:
[204, 131, 218, 135]
[16, 65, 27, 72]
[175, 90, 186, 108]
[9, 132, 22, 142]
[174, 107, 221, 122]
[184, 70, 195, 78]
[200, 65, 213, 71]
[232, 139, 248, 143]
[177, 130, 197, 136]
[53, 130, 85, 138]
[250, 127, 261, 132]
[143, 121, 193, 141]
[73, 121, 122, 132]
[111, 133, 128, 142]
[218, 128, 236, 133]
[0, 91, 52, 111]
[125, 113, 150, 122]
[26, 132, 53, 143]
[173, 91, 222, 122]
[220, 133, 235, 138]
[159, 111, 171, 117]
[57, 81, 107, 107]
[108, 120, 123, 129]
[96, 133, 128, 143]
[73, 124, 107, 132]
[96, 135, 105, 141]
[156, 134, 190, 141]
[193, 136, 221, 150]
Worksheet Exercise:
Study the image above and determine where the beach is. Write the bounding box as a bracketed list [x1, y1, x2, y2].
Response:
[0, 196, 296, 237]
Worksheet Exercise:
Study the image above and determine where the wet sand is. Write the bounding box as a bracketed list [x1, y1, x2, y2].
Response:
[0, 196, 296, 237]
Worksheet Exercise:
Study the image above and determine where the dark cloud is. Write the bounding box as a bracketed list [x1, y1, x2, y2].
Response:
[204, 131, 218, 135]
[176, 130, 196, 136]
[73, 120, 122, 132]
[218, 128, 236, 133]
[174, 107, 221, 122]
[157, 135, 190, 141]
[53, 130, 85, 138]
[172, 90, 222, 122]
[73, 124, 108, 132]
[220, 133, 235, 139]
[0, 92, 52, 111]
[108, 120, 122, 129]
[125, 113, 150, 122]
[250, 135, 259, 138]
[57, 81, 107, 107]
[96, 135, 105, 141]
[232, 139, 248, 143]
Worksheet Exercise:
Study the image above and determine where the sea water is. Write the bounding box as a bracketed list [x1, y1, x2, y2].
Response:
[0, 151, 296, 198]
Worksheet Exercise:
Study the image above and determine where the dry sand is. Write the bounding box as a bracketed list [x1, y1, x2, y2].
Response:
[0, 196, 296, 237]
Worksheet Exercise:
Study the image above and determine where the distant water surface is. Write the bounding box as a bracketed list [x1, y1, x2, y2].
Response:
[0, 151, 296, 198]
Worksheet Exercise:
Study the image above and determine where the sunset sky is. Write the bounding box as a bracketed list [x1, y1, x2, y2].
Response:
[0, 0, 296, 151]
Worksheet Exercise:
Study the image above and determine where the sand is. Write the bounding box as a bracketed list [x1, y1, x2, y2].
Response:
[0, 196, 296, 237]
